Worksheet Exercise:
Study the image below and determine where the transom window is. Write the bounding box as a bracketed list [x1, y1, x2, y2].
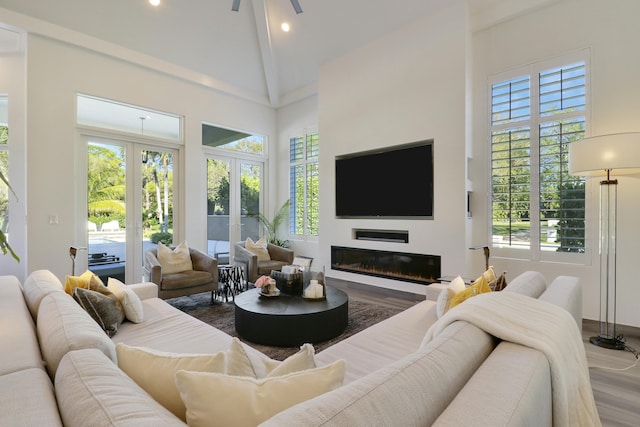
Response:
[490, 56, 588, 259]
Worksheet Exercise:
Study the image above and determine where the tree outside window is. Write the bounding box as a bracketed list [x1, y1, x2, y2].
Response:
[290, 132, 319, 237]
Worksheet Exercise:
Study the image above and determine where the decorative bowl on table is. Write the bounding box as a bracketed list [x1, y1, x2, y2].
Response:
[270, 270, 303, 296]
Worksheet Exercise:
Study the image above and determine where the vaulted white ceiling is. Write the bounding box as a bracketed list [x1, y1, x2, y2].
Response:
[0, 0, 556, 107]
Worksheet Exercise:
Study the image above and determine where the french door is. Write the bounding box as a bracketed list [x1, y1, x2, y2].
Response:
[206, 156, 263, 264]
[86, 136, 177, 282]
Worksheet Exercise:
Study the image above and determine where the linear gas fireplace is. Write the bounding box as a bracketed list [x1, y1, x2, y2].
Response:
[331, 246, 441, 285]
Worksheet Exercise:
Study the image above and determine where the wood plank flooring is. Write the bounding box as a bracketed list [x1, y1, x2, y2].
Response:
[327, 278, 640, 426]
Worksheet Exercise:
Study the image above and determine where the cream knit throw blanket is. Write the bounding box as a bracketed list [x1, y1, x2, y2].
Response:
[422, 292, 601, 427]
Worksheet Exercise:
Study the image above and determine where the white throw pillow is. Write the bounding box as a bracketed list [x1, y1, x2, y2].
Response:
[244, 342, 316, 379]
[157, 241, 193, 274]
[116, 343, 227, 420]
[176, 360, 346, 427]
[436, 275, 466, 318]
[107, 277, 144, 323]
[226, 337, 317, 379]
[116, 338, 317, 420]
[245, 237, 271, 262]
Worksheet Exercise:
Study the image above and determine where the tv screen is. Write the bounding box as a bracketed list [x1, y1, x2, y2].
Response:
[335, 140, 433, 219]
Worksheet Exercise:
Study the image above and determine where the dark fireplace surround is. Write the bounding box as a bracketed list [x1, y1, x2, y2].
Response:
[331, 246, 441, 285]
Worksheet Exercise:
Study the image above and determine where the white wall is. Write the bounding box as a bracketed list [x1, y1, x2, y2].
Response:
[471, 0, 640, 327]
[24, 34, 276, 281]
[276, 95, 319, 262]
[318, 1, 469, 295]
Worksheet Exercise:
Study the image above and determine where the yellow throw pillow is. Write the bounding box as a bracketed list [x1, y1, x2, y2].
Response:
[175, 360, 346, 427]
[448, 275, 492, 310]
[64, 269, 95, 295]
[157, 241, 193, 275]
[245, 237, 271, 262]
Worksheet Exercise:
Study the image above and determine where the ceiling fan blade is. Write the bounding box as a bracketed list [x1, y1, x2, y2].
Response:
[232, 0, 240, 12]
[290, 0, 303, 14]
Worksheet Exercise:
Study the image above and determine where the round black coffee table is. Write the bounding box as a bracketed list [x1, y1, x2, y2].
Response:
[234, 286, 349, 347]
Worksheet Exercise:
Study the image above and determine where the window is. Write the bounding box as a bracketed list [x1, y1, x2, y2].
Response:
[490, 58, 587, 257]
[289, 132, 319, 237]
[0, 95, 9, 245]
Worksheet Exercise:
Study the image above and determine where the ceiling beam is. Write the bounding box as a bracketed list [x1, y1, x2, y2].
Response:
[252, 0, 279, 106]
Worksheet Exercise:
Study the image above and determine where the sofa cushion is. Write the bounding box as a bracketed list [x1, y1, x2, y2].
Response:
[73, 287, 123, 337]
[22, 269, 64, 320]
[176, 359, 345, 427]
[315, 299, 437, 384]
[0, 275, 46, 376]
[262, 321, 496, 426]
[107, 277, 144, 323]
[157, 241, 193, 274]
[433, 341, 552, 427]
[257, 260, 289, 276]
[503, 271, 547, 298]
[159, 270, 213, 290]
[0, 368, 63, 427]
[245, 237, 271, 261]
[55, 349, 184, 427]
[37, 292, 116, 378]
[539, 276, 582, 330]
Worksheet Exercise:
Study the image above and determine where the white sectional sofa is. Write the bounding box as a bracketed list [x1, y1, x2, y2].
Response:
[0, 269, 595, 426]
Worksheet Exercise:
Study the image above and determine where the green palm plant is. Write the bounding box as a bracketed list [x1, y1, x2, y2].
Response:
[256, 200, 290, 248]
[0, 170, 18, 261]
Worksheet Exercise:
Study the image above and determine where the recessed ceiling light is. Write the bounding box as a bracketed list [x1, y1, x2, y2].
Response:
[281, 22, 290, 32]
[149, 0, 160, 6]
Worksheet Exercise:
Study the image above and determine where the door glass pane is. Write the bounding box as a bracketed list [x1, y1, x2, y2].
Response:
[207, 158, 231, 263]
[240, 162, 261, 241]
[142, 149, 175, 262]
[87, 142, 126, 282]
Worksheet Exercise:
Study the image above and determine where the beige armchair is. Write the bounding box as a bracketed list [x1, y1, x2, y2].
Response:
[144, 247, 218, 300]
[234, 241, 294, 284]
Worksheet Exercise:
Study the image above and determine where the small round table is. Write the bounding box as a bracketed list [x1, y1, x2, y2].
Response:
[234, 286, 349, 347]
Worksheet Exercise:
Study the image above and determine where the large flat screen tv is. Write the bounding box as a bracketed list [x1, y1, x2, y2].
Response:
[335, 140, 433, 219]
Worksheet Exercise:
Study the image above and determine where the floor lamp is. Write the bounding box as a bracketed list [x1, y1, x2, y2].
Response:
[569, 132, 640, 350]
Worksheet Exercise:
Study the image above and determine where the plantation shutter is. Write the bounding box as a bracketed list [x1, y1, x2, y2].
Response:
[490, 60, 586, 254]
[289, 132, 319, 237]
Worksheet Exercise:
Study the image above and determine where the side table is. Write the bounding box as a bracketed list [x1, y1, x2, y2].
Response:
[217, 264, 245, 302]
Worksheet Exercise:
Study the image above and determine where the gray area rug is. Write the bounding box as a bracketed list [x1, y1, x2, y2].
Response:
[167, 291, 402, 360]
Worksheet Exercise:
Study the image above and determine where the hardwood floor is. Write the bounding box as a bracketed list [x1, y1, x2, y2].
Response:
[327, 278, 640, 426]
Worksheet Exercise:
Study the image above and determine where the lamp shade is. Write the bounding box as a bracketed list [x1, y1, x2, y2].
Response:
[569, 132, 640, 176]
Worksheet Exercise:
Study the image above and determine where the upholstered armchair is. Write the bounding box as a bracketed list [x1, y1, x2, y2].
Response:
[144, 247, 218, 300]
[234, 241, 294, 284]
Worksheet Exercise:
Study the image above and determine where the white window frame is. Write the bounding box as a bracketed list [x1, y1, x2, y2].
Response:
[289, 129, 319, 239]
[488, 49, 592, 264]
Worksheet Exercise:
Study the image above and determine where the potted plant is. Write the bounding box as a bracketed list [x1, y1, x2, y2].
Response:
[256, 200, 290, 248]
